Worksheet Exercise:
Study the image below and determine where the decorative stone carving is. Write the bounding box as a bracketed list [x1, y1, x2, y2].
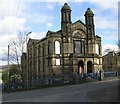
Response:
[74, 33, 83, 38]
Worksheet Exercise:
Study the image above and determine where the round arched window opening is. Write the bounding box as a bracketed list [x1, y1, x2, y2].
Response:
[55, 41, 60, 54]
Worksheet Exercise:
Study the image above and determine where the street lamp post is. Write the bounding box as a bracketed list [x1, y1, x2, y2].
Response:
[26, 31, 32, 52]
[25, 31, 32, 89]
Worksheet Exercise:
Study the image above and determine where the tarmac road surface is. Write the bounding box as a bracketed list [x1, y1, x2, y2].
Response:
[2, 78, 120, 102]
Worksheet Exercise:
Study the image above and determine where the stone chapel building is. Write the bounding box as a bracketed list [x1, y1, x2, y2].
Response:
[21, 3, 103, 88]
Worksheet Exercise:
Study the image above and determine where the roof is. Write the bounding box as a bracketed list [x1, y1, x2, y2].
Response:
[96, 35, 101, 39]
[30, 38, 40, 43]
[85, 8, 94, 16]
[27, 38, 40, 46]
[61, 3, 71, 11]
[72, 20, 85, 26]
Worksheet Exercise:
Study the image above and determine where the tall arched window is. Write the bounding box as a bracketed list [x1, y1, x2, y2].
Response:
[96, 44, 99, 55]
[55, 41, 60, 54]
[56, 59, 60, 65]
[48, 42, 50, 55]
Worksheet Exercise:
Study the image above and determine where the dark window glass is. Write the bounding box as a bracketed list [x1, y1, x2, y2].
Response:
[48, 42, 50, 55]
[87, 17, 90, 25]
[74, 41, 83, 54]
[38, 45, 40, 57]
[74, 41, 80, 53]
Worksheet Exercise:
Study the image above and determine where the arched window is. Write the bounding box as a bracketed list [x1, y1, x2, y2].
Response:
[48, 42, 50, 55]
[97, 59, 99, 64]
[96, 44, 99, 55]
[55, 41, 60, 54]
[38, 45, 40, 57]
[56, 59, 60, 65]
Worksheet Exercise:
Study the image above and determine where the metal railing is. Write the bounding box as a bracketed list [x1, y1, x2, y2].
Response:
[104, 71, 118, 77]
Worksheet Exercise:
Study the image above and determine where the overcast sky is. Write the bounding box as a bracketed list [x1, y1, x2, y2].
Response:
[0, 0, 119, 65]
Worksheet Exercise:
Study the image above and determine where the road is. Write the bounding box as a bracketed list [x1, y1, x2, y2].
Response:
[2, 78, 120, 102]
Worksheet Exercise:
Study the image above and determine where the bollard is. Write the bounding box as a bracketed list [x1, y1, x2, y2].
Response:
[99, 70, 101, 81]
[116, 72, 118, 76]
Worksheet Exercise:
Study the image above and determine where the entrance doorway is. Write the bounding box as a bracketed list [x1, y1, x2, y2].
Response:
[78, 61, 84, 74]
[87, 61, 92, 73]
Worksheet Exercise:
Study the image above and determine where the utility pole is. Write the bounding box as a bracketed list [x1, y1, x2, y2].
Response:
[8, 45, 10, 91]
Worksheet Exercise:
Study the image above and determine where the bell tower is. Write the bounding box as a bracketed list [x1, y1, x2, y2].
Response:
[61, 3, 72, 74]
[61, 3, 72, 36]
[84, 8, 95, 54]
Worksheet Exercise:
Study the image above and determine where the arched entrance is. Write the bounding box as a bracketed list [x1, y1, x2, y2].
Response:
[78, 61, 84, 74]
[87, 61, 92, 73]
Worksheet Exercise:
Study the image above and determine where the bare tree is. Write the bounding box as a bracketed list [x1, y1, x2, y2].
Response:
[9, 31, 26, 74]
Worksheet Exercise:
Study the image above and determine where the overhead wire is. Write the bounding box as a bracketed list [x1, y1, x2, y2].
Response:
[15, 0, 21, 17]
[7, 0, 10, 17]
[15, 0, 24, 33]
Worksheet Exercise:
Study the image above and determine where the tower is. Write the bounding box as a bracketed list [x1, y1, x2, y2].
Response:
[61, 3, 72, 73]
[84, 8, 95, 54]
[61, 3, 72, 36]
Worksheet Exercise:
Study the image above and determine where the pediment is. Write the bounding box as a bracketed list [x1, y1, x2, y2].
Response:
[73, 20, 85, 26]
[72, 20, 86, 33]
[27, 38, 33, 46]
[27, 38, 39, 46]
